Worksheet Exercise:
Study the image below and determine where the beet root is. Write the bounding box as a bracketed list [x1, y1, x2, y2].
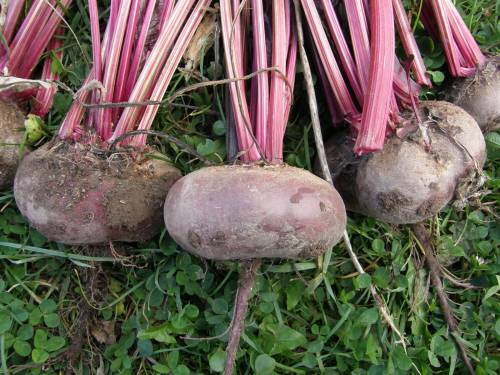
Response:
[0, 102, 26, 190]
[164, 165, 347, 260]
[14, 142, 181, 244]
[444, 56, 500, 132]
[320, 101, 486, 224]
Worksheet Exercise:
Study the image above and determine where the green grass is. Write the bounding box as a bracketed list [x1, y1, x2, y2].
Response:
[0, 1, 499, 374]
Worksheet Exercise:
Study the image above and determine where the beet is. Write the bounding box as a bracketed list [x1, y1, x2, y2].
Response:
[444, 56, 500, 132]
[319, 101, 486, 224]
[0, 102, 26, 190]
[164, 165, 347, 260]
[14, 142, 181, 244]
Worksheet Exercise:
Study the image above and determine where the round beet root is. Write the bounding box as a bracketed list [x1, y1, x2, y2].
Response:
[14, 142, 181, 244]
[319, 101, 486, 224]
[0, 102, 26, 190]
[164, 165, 347, 260]
[444, 56, 500, 132]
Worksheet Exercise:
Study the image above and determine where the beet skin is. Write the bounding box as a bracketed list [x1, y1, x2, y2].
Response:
[14, 142, 181, 244]
[319, 101, 486, 224]
[164, 165, 347, 260]
[0, 102, 26, 190]
[444, 56, 500, 132]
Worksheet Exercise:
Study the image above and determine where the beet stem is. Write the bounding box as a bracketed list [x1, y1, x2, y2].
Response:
[412, 223, 476, 375]
[224, 259, 261, 375]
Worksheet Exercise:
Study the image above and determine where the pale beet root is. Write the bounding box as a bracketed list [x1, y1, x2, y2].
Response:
[0, 102, 26, 190]
[318, 101, 486, 224]
[444, 56, 500, 132]
[14, 142, 181, 244]
[164, 165, 347, 261]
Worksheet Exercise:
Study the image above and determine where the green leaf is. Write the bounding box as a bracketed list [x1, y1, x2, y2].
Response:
[371, 238, 385, 255]
[0, 311, 12, 334]
[172, 364, 190, 375]
[275, 325, 307, 351]
[209, 350, 226, 373]
[430, 70, 445, 84]
[428, 350, 441, 367]
[152, 364, 171, 374]
[485, 132, 500, 160]
[34, 329, 48, 349]
[45, 336, 66, 352]
[14, 340, 31, 357]
[137, 326, 177, 344]
[359, 308, 379, 326]
[196, 139, 217, 156]
[373, 267, 391, 289]
[286, 281, 304, 310]
[43, 313, 60, 328]
[495, 319, 500, 336]
[212, 120, 227, 136]
[255, 354, 276, 375]
[29, 308, 42, 325]
[167, 351, 179, 369]
[39, 299, 57, 314]
[211, 298, 229, 315]
[354, 273, 372, 289]
[392, 346, 412, 371]
[137, 339, 154, 357]
[17, 325, 34, 341]
[32, 348, 49, 364]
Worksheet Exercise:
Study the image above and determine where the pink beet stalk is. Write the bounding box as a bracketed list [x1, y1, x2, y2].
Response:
[220, 0, 297, 163]
[392, 0, 431, 86]
[354, 0, 395, 154]
[300, 0, 359, 120]
[320, 0, 363, 104]
[59, 0, 210, 150]
[0, 0, 71, 117]
[250, 0, 269, 149]
[32, 28, 65, 117]
[344, 0, 371, 94]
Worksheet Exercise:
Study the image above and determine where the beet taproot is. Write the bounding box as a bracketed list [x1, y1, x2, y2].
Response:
[14, 142, 181, 244]
[0, 102, 26, 190]
[164, 164, 347, 260]
[444, 56, 500, 132]
[318, 101, 486, 224]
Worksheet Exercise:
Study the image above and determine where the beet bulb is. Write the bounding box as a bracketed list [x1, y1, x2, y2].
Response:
[15, 142, 181, 244]
[164, 164, 347, 260]
[318, 101, 486, 224]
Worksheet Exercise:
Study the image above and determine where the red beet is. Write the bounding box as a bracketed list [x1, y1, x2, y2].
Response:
[14, 142, 181, 244]
[319, 101, 486, 224]
[444, 56, 500, 132]
[164, 164, 347, 260]
[0, 102, 26, 190]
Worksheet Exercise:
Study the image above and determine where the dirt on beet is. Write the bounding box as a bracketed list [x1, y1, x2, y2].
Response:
[14, 140, 182, 244]
[0, 101, 26, 190]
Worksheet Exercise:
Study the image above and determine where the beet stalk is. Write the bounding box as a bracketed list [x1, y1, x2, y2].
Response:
[164, 2, 347, 373]
[0, 1, 70, 190]
[14, 0, 210, 245]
